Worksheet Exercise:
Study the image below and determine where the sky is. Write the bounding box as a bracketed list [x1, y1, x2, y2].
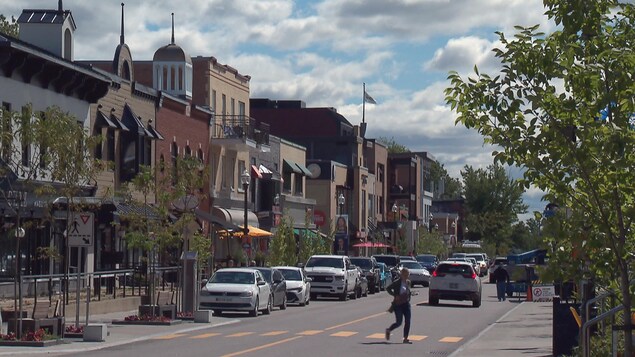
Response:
[1, 0, 557, 221]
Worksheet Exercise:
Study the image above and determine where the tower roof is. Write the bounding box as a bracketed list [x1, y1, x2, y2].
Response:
[152, 12, 191, 64]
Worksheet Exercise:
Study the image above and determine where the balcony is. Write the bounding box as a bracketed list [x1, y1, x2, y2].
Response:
[212, 115, 270, 150]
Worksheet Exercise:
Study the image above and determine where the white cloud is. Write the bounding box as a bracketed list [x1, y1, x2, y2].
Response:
[425, 36, 502, 75]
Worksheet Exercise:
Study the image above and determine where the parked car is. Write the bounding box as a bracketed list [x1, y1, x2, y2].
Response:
[274, 266, 311, 306]
[465, 257, 480, 275]
[415, 254, 438, 272]
[304, 255, 357, 300]
[429, 261, 482, 307]
[466, 253, 488, 277]
[399, 260, 431, 287]
[376, 262, 392, 291]
[349, 256, 380, 294]
[199, 268, 272, 316]
[251, 267, 287, 310]
[354, 266, 369, 298]
[488, 257, 509, 283]
[372, 254, 401, 280]
[451, 252, 467, 259]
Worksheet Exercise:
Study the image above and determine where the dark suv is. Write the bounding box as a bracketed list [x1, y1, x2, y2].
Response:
[372, 254, 401, 280]
[415, 254, 438, 272]
[349, 257, 380, 294]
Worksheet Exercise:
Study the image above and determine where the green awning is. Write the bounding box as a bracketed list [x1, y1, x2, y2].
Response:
[283, 159, 302, 174]
[293, 228, 323, 239]
[295, 162, 312, 176]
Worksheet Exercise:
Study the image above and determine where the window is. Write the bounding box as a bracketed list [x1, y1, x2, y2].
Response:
[185, 146, 191, 157]
[107, 129, 115, 162]
[37, 111, 47, 169]
[294, 173, 303, 195]
[238, 160, 246, 190]
[362, 190, 366, 228]
[221, 94, 226, 117]
[239, 101, 245, 121]
[231, 98, 235, 116]
[1, 102, 11, 162]
[283, 168, 291, 192]
[211, 90, 216, 112]
[20, 106, 31, 168]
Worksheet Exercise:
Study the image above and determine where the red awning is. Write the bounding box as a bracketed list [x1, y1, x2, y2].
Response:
[251, 165, 262, 179]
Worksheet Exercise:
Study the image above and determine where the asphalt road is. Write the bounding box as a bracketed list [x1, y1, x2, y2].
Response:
[62, 279, 518, 357]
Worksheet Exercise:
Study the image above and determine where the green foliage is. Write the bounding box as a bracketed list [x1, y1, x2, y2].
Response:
[268, 215, 297, 266]
[445, 1, 635, 351]
[377, 136, 410, 153]
[461, 164, 528, 254]
[0, 14, 18, 37]
[395, 228, 409, 255]
[417, 228, 447, 258]
[297, 215, 331, 263]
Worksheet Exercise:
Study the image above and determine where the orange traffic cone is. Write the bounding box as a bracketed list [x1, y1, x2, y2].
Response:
[526, 284, 532, 301]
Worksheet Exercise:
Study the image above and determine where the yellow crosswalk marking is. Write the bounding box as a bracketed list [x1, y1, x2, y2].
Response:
[226, 332, 254, 337]
[366, 333, 386, 339]
[154, 333, 187, 340]
[439, 337, 463, 343]
[297, 330, 323, 336]
[261, 331, 288, 336]
[330, 331, 358, 337]
[408, 335, 427, 341]
[190, 332, 221, 339]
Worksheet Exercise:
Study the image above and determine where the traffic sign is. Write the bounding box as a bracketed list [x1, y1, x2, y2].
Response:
[67, 212, 94, 246]
[532, 284, 555, 302]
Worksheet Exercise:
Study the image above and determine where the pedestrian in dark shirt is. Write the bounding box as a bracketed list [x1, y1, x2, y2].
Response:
[492, 263, 510, 301]
[385, 268, 413, 343]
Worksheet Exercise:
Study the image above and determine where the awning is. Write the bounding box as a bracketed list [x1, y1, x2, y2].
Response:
[112, 202, 161, 222]
[251, 165, 262, 179]
[212, 206, 259, 228]
[293, 228, 326, 239]
[352, 242, 390, 248]
[230, 225, 272, 237]
[259, 164, 283, 182]
[295, 162, 312, 176]
[95, 110, 117, 128]
[259, 165, 272, 175]
[146, 125, 164, 140]
[283, 159, 302, 174]
[195, 208, 240, 231]
[122, 104, 155, 138]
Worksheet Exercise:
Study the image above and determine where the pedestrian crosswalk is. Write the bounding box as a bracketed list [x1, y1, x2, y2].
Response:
[152, 330, 464, 343]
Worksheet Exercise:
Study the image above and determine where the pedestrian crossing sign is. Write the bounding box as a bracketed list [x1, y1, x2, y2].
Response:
[67, 212, 94, 246]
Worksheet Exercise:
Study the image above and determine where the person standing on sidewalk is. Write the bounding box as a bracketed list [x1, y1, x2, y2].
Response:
[385, 267, 412, 343]
[492, 263, 510, 301]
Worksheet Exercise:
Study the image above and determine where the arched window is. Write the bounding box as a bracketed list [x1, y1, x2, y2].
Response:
[185, 146, 191, 157]
[63, 29, 72, 60]
[122, 60, 131, 80]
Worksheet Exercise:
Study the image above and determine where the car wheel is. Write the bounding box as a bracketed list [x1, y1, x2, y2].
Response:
[363, 287, 369, 297]
[305, 294, 310, 305]
[429, 296, 439, 306]
[249, 297, 259, 317]
[280, 295, 287, 310]
[339, 290, 348, 301]
[310, 293, 318, 301]
[263, 295, 272, 315]
[473, 295, 481, 308]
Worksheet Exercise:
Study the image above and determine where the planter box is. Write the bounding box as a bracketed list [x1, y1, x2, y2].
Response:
[0, 339, 63, 347]
[63, 332, 83, 339]
[111, 319, 183, 326]
[193, 310, 213, 323]
[84, 324, 107, 342]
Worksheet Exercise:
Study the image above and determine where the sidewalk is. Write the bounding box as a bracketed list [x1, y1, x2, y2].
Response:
[450, 301, 553, 357]
[0, 310, 240, 355]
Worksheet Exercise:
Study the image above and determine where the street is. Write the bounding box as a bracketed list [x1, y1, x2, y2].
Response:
[58, 279, 519, 357]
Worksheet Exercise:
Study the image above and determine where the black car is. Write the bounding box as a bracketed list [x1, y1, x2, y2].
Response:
[372, 254, 401, 280]
[349, 256, 380, 294]
[415, 254, 439, 272]
[252, 267, 287, 310]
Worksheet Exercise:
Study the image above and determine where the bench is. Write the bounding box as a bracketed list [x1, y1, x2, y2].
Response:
[138, 290, 176, 319]
[8, 300, 62, 336]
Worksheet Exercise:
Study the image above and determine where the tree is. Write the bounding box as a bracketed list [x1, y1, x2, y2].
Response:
[445, 1, 635, 351]
[461, 164, 527, 255]
[0, 14, 18, 37]
[268, 215, 296, 266]
[430, 161, 462, 199]
[417, 228, 447, 258]
[377, 136, 410, 153]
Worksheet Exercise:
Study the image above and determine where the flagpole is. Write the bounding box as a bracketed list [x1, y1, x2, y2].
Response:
[362, 82, 366, 124]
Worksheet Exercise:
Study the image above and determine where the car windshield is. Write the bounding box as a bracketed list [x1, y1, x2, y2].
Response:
[255, 268, 272, 282]
[467, 254, 484, 262]
[350, 259, 372, 269]
[374, 256, 398, 267]
[210, 271, 255, 284]
[278, 269, 302, 281]
[401, 261, 423, 269]
[306, 257, 344, 269]
[436, 264, 472, 275]
[416, 255, 436, 262]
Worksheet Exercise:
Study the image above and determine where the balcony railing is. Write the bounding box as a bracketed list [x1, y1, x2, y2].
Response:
[212, 115, 269, 146]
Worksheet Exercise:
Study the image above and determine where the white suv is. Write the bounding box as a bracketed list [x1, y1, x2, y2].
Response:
[303, 255, 357, 301]
[429, 261, 482, 307]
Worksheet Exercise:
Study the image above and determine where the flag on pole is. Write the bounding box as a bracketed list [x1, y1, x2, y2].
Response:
[363, 90, 377, 104]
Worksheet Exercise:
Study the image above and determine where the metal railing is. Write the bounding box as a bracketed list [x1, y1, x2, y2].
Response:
[580, 290, 623, 357]
[211, 114, 270, 145]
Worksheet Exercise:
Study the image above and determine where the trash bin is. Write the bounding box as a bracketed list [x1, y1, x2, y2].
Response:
[553, 296, 580, 356]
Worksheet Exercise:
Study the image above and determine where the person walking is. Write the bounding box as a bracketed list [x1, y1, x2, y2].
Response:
[385, 267, 413, 343]
[492, 263, 510, 301]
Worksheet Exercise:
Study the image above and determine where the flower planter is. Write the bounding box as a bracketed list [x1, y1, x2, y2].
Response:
[63, 332, 83, 339]
[111, 319, 183, 326]
[0, 339, 63, 347]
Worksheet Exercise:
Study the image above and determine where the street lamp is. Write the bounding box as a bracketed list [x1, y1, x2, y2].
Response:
[241, 169, 250, 257]
[337, 193, 345, 215]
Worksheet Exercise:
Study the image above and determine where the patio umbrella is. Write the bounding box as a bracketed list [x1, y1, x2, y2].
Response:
[352, 242, 390, 248]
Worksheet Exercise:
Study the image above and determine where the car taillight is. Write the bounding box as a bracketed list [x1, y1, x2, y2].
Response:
[463, 273, 477, 279]
[432, 270, 445, 277]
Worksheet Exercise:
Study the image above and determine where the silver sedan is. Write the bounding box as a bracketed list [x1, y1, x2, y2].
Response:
[400, 261, 431, 287]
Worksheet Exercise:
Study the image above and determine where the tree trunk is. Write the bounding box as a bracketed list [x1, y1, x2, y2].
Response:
[620, 268, 632, 356]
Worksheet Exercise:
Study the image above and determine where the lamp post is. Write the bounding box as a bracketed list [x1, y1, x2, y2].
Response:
[241, 169, 250, 261]
[337, 193, 345, 215]
[391, 204, 398, 253]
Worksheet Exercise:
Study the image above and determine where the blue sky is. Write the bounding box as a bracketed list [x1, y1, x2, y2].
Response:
[1, 0, 557, 220]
